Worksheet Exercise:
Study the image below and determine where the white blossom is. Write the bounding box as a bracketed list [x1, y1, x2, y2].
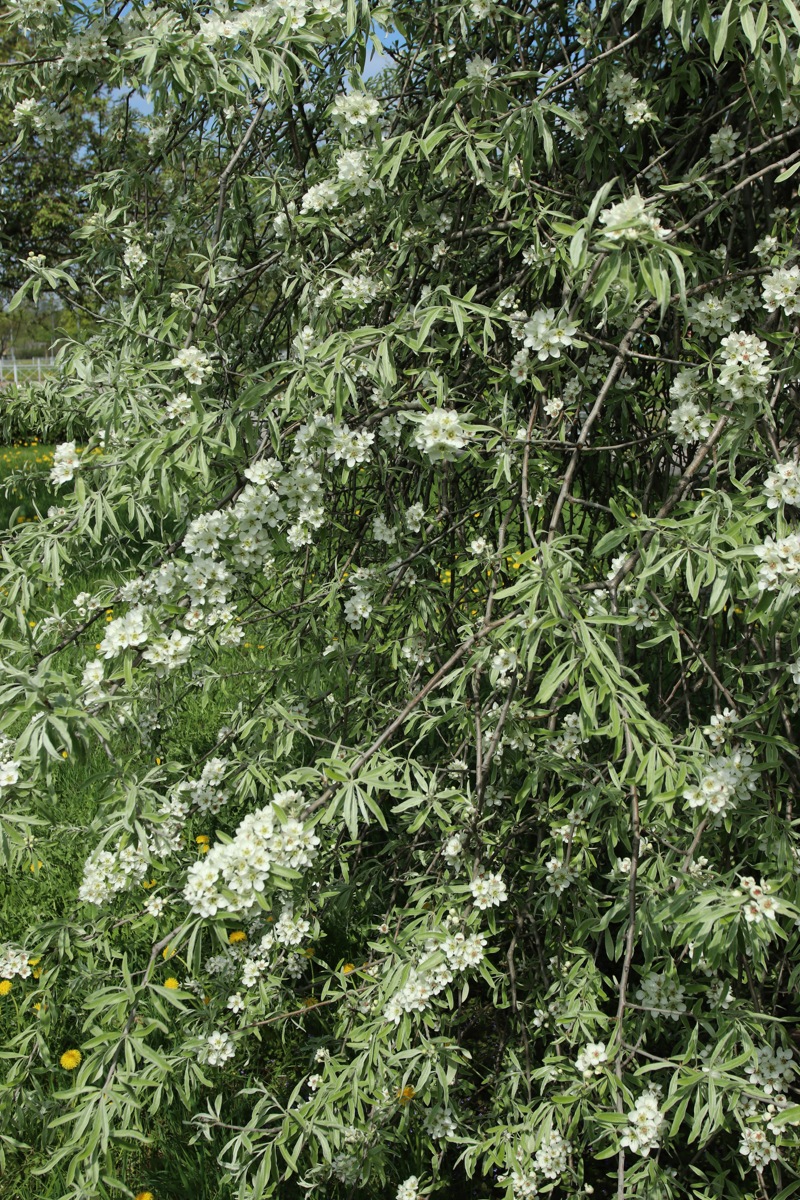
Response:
[598, 193, 668, 241]
[50, 442, 81, 487]
[98, 606, 148, 659]
[171, 346, 212, 385]
[620, 1088, 666, 1155]
[762, 264, 800, 316]
[709, 125, 740, 164]
[534, 1128, 570, 1178]
[301, 179, 340, 213]
[636, 971, 687, 1018]
[199, 1030, 235, 1067]
[469, 869, 508, 909]
[522, 309, 580, 361]
[332, 92, 380, 127]
[412, 409, 470, 463]
[576, 1041, 608, 1077]
[764, 459, 800, 508]
[465, 56, 496, 84]
[143, 629, 193, 676]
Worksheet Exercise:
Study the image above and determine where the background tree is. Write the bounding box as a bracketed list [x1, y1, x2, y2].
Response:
[0, 20, 112, 300]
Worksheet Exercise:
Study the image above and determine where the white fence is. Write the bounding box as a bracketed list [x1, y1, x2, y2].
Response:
[0, 356, 56, 384]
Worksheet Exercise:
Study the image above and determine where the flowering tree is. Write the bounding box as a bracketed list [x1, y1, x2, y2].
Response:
[1, 0, 800, 1198]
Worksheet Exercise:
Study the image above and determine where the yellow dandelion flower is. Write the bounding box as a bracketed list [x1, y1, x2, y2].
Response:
[142, 879, 157, 889]
[33, 968, 41, 979]
[301, 997, 318, 1008]
[33, 1001, 41, 1011]
[162, 945, 175, 960]
[29, 860, 43, 872]
[135, 1192, 155, 1200]
[0, 980, 12, 996]
[302, 947, 315, 958]
[196, 834, 209, 844]
[28, 957, 40, 966]
[228, 930, 247, 945]
[397, 1085, 416, 1105]
[60, 1049, 82, 1070]
[342, 963, 356, 974]
[164, 977, 179, 990]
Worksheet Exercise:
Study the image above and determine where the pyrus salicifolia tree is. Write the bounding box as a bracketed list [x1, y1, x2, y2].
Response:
[1, 0, 800, 1197]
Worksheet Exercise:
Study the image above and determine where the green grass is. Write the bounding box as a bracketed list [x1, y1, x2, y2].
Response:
[0, 441, 56, 528]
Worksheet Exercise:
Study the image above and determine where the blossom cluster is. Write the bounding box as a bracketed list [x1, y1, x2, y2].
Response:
[635, 971, 687, 1018]
[331, 91, 381, 127]
[682, 749, 757, 815]
[606, 70, 655, 126]
[667, 368, 714, 447]
[762, 264, 800, 315]
[343, 567, 374, 629]
[534, 1128, 570, 1178]
[50, 441, 81, 487]
[198, 1029, 235, 1067]
[78, 837, 149, 905]
[196, 0, 344, 45]
[0, 748, 20, 792]
[763, 459, 800, 508]
[688, 293, 743, 338]
[551, 712, 585, 759]
[183, 790, 319, 916]
[521, 309, 580, 361]
[0, 946, 32, 980]
[754, 532, 800, 592]
[739, 876, 778, 924]
[575, 1040, 609, 1077]
[739, 1126, 779, 1168]
[329, 422, 375, 467]
[383, 929, 487, 1023]
[597, 193, 668, 241]
[717, 331, 771, 401]
[171, 346, 212, 385]
[469, 869, 508, 909]
[143, 628, 194, 676]
[412, 409, 471, 463]
[748, 1043, 795, 1094]
[620, 1088, 666, 1155]
[545, 856, 578, 895]
[705, 707, 737, 747]
[709, 125, 740, 164]
[153, 757, 229, 855]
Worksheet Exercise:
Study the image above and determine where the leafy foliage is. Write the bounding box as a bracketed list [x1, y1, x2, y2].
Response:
[0, 0, 799, 1198]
